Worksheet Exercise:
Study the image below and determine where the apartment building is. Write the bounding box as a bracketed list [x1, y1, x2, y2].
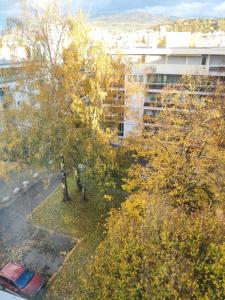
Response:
[0, 61, 24, 108]
[111, 47, 225, 137]
[0, 36, 27, 108]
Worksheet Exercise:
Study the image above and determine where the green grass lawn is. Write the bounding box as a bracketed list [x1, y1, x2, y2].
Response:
[30, 177, 110, 299]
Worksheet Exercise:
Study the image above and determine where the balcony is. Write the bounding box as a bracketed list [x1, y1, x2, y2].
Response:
[144, 101, 164, 108]
[209, 66, 225, 76]
[146, 64, 210, 76]
[0, 75, 17, 84]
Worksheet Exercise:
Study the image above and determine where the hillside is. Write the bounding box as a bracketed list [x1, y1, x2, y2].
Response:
[91, 10, 173, 33]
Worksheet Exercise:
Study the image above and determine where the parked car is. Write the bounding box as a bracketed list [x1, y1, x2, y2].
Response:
[0, 290, 24, 299]
[0, 262, 44, 298]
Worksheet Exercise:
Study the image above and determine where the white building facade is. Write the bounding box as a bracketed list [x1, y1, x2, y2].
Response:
[111, 47, 225, 137]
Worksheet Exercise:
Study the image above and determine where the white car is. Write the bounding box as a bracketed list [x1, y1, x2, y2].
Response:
[0, 290, 24, 299]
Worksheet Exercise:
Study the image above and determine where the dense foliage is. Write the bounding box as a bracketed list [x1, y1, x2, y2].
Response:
[0, 4, 127, 201]
[88, 197, 225, 299]
[87, 78, 225, 299]
[124, 77, 225, 212]
[154, 18, 225, 33]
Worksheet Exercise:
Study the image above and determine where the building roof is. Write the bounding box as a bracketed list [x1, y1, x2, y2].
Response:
[111, 47, 225, 56]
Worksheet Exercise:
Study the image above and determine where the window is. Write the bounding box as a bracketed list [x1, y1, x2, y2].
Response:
[138, 75, 144, 82]
[156, 74, 166, 83]
[141, 55, 146, 63]
[118, 123, 124, 137]
[0, 275, 9, 283]
[15, 270, 34, 289]
[146, 55, 166, 64]
[167, 56, 186, 64]
[144, 93, 162, 107]
[133, 75, 138, 82]
[209, 55, 225, 66]
[128, 75, 133, 82]
[187, 56, 201, 65]
[128, 74, 144, 83]
[8, 280, 17, 289]
[201, 55, 208, 65]
[0, 90, 4, 104]
[144, 109, 160, 117]
[147, 93, 157, 101]
[147, 74, 181, 84]
[147, 74, 156, 83]
[147, 74, 166, 84]
[166, 75, 181, 84]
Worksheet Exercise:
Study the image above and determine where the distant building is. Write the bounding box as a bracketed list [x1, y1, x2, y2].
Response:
[0, 34, 25, 109]
[111, 47, 225, 137]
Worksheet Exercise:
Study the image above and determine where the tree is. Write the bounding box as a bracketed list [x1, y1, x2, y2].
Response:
[0, 2, 121, 202]
[86, 76, 225, 299]
[87, 194, 225, 300]
[124, 76, 225, 212]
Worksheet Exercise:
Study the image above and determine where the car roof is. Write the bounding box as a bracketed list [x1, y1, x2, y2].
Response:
[0, 290, 24, 299]
[0, 263, 25, 281]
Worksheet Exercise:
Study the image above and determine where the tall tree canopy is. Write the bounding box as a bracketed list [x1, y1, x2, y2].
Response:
[87, 77, 225, 299]
[88, 195, 225, 299]
[0, 2, 123, 201]
[124, 76, 225, 212]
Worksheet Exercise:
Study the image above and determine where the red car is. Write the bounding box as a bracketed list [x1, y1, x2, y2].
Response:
[0, 262, 44, 298]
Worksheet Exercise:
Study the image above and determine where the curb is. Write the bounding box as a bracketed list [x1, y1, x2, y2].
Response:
[32, 222, 77, 242]
[27, 183, 60, 219]
[47, 238, 82, 286]
[0, 177, 43, 210]
[27, 181, 82, 286]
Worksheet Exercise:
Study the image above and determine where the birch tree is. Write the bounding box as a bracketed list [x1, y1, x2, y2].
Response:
[0, 1, 120, 202]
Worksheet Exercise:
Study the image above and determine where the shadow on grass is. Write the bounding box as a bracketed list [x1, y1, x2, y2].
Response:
[31, 177, 123, 299]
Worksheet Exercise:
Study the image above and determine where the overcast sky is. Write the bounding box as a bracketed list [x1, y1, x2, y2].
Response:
[1, 0, 225, 29]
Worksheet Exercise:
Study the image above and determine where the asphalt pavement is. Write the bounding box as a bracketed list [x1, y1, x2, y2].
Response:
[0, 174, 76, 281]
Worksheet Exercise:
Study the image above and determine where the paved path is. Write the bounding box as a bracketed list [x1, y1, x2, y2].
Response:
[0, 175, 76, 280]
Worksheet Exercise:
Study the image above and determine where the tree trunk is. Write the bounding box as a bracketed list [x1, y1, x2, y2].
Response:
[81, 186, 88, 201]
[75, 165, 88, 201]
[60, 156, 70, 202]
[76, 169, 83, 192]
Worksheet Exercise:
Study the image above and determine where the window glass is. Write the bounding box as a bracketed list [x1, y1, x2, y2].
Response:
[138, 75, 144, 82]
[148, 93, 157, 101]
[156, 74, 166, 83]
[147, 74, 156, 83]
[187, 56, 201, 65]
[0, 90, 4, 104]
[15, 270, 34, 289]
[118, 123, 124, 137]
[167, 56, 186, 64]
[128, 75, 133, 82]
[144, 109, 160, 117]
[146, 55, 166, 64]
[8, 280, 17, 288]
[147, 74, 166, 83]
[133, 75, 138, 82]
[209, 55, 225, 65]
[0, 276, 9, 283]
[201, 55, 207, 65]
[166, 75, 181, 83]
[128, 75, 144, 82]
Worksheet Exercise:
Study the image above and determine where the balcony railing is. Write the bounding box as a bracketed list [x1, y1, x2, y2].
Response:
[0, 75, 17, 84]
[144, 101, 164, 108]
[209, 66, 225, 73]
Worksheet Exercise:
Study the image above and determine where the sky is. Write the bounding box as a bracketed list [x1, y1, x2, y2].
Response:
[1, 0, 225, 29]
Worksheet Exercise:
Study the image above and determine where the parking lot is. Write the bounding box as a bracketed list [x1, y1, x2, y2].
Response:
[0, 175, 76, 280]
